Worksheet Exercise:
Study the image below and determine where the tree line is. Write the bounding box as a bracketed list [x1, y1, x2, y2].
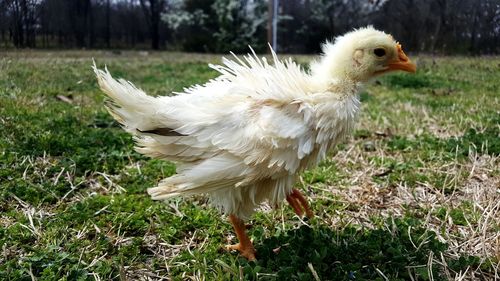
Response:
[1, 0, 499, 54]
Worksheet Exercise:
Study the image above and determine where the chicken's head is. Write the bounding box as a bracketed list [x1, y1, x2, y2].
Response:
[311, 26, 416, 83]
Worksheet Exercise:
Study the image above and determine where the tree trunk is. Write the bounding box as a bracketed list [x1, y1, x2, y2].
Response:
[469, 3, 478, 54]
[11, 0, 24, 47]
[139, 0, 164, 50]
[105, 0, 110, 48]
[151, 0, 159, 50]
[89, 0, 94, 48]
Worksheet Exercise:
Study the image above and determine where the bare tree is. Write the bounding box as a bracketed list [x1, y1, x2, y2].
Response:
[4, 0, 39, 48]
[68, 0, 92, 48]
[139, 0, 166, 49]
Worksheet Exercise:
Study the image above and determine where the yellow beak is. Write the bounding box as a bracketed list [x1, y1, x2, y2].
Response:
[387, 43, 417, 73]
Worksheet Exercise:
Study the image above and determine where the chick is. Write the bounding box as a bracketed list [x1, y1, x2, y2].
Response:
[94, 26, 416, 260]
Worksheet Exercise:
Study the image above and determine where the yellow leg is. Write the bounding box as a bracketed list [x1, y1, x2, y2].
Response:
[226, 214, 256, 261]
[287, 188, 314, 218]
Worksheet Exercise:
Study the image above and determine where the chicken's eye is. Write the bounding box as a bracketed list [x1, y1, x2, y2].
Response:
[374, 48, 386, 57]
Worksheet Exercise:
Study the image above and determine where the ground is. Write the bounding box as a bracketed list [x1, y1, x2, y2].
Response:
[0, 50, 499, 281]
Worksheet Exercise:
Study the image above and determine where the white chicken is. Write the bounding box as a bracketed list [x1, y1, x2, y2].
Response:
[94, 26, 416, 260]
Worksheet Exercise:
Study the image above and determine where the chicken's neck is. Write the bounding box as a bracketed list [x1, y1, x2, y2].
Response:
[299, 83, 361, 167]
[326, 77, 363, 99]
[306, 76, 362, 149]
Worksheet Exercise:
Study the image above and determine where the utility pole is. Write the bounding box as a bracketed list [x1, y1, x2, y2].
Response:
[267, 0, 278, 52]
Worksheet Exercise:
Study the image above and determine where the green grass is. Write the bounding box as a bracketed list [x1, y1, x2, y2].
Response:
[1, 51, 499, 280]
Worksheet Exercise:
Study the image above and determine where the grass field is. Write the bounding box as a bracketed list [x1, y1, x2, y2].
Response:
[1, 50, 499, 280]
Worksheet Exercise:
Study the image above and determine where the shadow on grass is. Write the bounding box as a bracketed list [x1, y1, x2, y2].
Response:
[239, 218, 458, 281]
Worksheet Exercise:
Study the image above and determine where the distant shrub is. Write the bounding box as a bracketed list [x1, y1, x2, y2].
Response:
[162, 0, 267, 53]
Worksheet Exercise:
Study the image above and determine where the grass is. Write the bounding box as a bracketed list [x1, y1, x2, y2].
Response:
[1, 50, 499, 280]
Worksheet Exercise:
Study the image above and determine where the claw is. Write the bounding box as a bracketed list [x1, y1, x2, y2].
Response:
[225, 242, 256, 261]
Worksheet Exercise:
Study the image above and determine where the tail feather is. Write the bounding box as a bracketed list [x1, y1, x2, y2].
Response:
[93, 62, 166, 133]
[93, 63, 220, 164]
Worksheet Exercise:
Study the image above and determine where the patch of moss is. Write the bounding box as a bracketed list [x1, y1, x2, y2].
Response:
[239, 218, 448, 281]
[446, 127, 500, 156]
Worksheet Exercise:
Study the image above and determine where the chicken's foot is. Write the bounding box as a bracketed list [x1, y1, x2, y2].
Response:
[226, 214, 256, 261]
[287, 188, 314, 218]
[286, 195, 303, 217]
